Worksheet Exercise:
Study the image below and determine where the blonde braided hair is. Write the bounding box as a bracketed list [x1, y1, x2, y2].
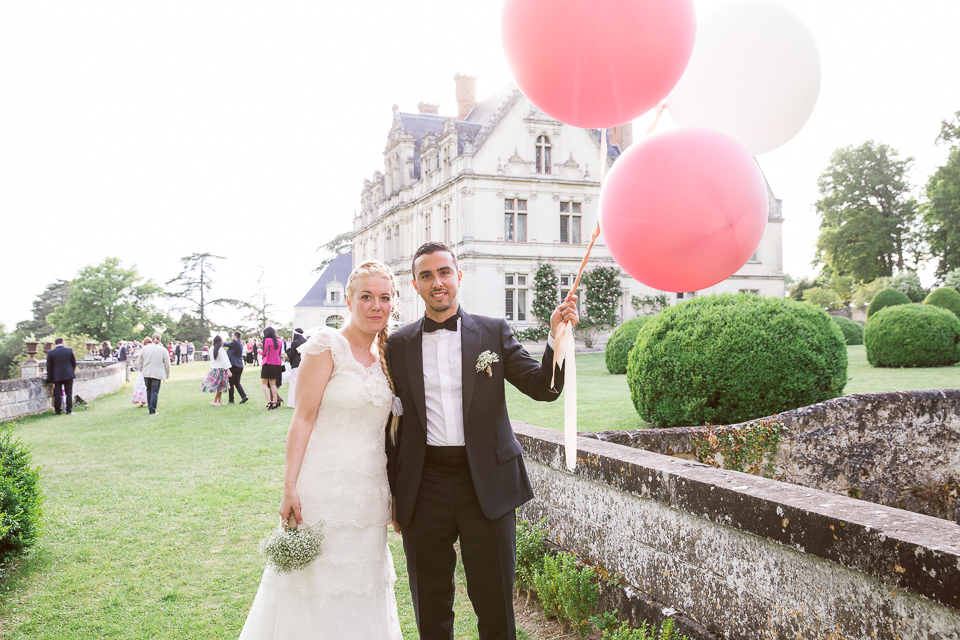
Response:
[345, 261, 401, 441]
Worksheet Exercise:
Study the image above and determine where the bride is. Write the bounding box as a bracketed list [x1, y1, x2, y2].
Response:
[239, 261, 403, 640]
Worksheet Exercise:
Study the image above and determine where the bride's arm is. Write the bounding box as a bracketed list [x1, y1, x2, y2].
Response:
[280, 349, 334, 525]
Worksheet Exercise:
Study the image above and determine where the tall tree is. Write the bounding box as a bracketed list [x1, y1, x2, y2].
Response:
[48, 257, 161, 342]
[237, 269, 280, 336]
[165, 253, 232, 335]
[923, 113, 960, 280]
[313, 232, 353, 274]
[814, 141, 918, 281]
[16, 279, 71, 337]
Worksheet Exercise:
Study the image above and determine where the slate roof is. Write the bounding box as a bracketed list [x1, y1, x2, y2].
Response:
[295, 253, 352, 308]
[397, 82, 622, 180]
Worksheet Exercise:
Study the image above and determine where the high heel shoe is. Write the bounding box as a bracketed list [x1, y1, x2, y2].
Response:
[276, 396, 284, 407]
[267, 402, 276, 410]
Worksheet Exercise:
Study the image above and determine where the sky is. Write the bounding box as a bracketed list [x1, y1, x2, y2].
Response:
[2, 0, 959, 330]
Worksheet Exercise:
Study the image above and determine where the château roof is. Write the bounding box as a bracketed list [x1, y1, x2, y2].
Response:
[295, 253, 352, 308]
[396, 82, 620, 180]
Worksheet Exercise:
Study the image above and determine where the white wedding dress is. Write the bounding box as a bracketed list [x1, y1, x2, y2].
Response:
[239, 328, 403, 640]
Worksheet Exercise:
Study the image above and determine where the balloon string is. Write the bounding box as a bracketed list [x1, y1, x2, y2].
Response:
[645, 104, 667, 136]
[568, 128, 607, 297]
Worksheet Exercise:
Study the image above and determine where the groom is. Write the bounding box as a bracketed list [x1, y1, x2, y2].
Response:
[386, 242, 578, 640]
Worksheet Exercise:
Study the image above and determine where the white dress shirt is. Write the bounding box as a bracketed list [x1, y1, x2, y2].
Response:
[421, 315, 556, 447]
[422, 317, 465, 446]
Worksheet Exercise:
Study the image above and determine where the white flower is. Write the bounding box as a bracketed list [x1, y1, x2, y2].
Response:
[476, 351, 500, 377]
[260, 520, 325, 574]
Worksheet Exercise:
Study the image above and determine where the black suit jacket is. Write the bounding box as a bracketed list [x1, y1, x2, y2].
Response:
[46, 346, 77, 383]
[385, 310, 564, 527]
[224, 339, 245, 369]
[286, 334, 306, 369]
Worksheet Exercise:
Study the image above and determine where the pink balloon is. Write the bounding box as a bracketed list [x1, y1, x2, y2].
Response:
[599, 128, 768, 292]
[502, 0, 697, 129]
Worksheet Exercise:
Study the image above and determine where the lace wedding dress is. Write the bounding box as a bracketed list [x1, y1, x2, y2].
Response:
[238, 328, 403, 640]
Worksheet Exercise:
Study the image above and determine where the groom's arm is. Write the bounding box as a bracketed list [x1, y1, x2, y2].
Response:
[384, 334, 402, 498]
[501, 319, 564, 402]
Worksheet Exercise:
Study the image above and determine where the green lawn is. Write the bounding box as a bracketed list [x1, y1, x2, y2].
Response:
[505, 347, 960, 430]
[0, 363, 512, 640]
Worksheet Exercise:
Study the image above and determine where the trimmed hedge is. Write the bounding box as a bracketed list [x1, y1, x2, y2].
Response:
[864, 304, 960, 367]
[0, 427, 43, 575]
[866, 287, 910, 319]
[923, 286, 960, 319]
[830, 315, 864, 345]
[604, 317, 652, 374]
[627, 294, 847, 428]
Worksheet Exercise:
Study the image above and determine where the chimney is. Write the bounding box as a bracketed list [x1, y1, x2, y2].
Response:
[418, 102, 440, 114]
[454, 73, 477, 121]
[608, 123, 633, 151]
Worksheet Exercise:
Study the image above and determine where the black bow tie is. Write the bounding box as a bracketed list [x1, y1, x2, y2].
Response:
[423, 315, 459, 333]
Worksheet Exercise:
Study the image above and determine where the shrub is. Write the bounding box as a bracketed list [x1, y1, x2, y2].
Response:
[944, 267, 960, 292]
[889, 270, 927, 302]
[627, 294, 847, 428]
[866, 287, 911, 319]
[0, 426, 44, 574]
[830, 315, 864, 345]
[605, 317, 651, 374]
[515, 519, 547, 599]
[923, 287, 960, 319]
[864, 304, 960, 367]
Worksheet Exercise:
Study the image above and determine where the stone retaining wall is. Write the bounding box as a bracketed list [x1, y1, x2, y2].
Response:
[582, 390, 960, 523]
[515, 422, 960, 640]
[0, 364, 128, 422]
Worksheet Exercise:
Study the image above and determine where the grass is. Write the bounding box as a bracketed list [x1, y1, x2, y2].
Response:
[505, 347, 960, 430]
[0, 363, 504, 639]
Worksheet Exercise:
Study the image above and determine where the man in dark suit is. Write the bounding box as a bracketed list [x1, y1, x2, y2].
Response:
[386, 242, 578, 640]
[45, 337, 77, 415]
[224, 331, 249, 404]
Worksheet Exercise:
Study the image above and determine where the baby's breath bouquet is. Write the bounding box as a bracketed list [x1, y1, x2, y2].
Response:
[259, 515, 325, 574]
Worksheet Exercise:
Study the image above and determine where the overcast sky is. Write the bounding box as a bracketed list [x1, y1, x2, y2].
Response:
[2, 0, 959, 330]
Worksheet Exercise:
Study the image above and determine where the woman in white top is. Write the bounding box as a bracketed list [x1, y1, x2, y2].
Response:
[201, 335, 233, 406]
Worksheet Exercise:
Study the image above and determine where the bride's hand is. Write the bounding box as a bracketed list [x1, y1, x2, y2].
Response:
[389, 498, 401, 534]
[280, 485, 302, 526]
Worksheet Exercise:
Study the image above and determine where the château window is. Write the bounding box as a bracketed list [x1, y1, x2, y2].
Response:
[535, 135, 551, 174]
[424, 210, 432, 241]
[676, 291, 697, 300]
[738, 289, 760, 295]
[560, 202, 581, 243]
[505, 274, 528, 322]
[443, 205, 451, 244]
[504, 199, 527, 242]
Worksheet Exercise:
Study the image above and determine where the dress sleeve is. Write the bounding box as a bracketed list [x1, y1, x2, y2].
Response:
[298, 329, 343, 371]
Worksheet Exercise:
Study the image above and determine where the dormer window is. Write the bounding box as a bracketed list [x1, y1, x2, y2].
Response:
[326, 280, 344, 304]
[535, 135, 551, 174]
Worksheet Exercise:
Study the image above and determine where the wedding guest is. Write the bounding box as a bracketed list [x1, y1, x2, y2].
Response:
[46, 337, 77, 416]
[202, 335, 232, 406]
[117, 341, 128, 363]
[259, 327, 283, 409]
[100, 340, 112, 360]
[187, 342, 194, 362]
[285, 328, 306, 409]
[224, 331, 249, 404]
[174, 342, 182, 365]
[130, 337, 150, 407]
[138, 333, 171, 414]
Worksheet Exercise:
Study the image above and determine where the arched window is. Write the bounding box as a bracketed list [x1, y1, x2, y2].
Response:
[535, 135, 551, 174]
[326, 315, 344, 328]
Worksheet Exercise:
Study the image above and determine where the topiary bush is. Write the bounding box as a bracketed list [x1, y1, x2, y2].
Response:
[830, 315, 864, 345]
[864, 304, 960, 367]
[0, 426, 44, 575]
[604, 317, 651, 374]
[866, 287, 911, 319]
[627, 294, 847, 428]
[923, 286, 960, 320]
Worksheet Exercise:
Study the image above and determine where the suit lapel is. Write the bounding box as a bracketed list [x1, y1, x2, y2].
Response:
[460, 310, 481, 428]
[404, 319, 428, 433]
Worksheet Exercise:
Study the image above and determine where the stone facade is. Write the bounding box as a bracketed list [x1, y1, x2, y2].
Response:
[0, 363, 128, 422]
[515, 422, 960, 639]
[352, 79, 785, 327]
[583, 389, 960, 523]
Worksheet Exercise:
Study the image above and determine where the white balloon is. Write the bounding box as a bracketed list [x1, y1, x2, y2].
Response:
[666, 0, 821, 156]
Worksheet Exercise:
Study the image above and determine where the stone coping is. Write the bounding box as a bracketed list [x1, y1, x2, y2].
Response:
[579, 388, 960, 455]
[0, 363, 126, 392]
[513, 421, 960, 612]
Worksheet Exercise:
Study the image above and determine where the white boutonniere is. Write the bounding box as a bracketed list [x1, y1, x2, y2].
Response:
[476, 351, 499, 377]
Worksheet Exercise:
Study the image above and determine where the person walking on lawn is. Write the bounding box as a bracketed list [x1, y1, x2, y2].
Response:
[45, 337, 77, 415]
[137, 333, 171, 415]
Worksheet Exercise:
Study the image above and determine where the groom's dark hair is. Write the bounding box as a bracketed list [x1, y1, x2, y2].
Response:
[412, 241, 457, 276]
